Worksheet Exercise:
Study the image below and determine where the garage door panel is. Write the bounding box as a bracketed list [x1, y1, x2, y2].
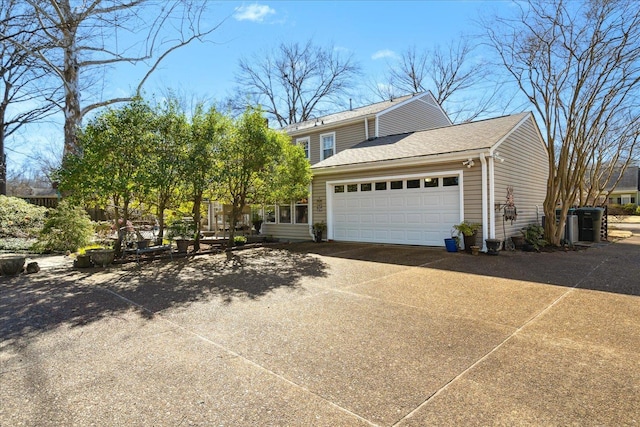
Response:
[331, 175, 461, 246]
[375, 198, 389, 208]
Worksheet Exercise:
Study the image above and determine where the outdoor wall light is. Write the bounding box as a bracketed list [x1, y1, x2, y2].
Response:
[462, 158, 475, 168]
[493, 152, 505, 163]
[316, 198, 323, 212]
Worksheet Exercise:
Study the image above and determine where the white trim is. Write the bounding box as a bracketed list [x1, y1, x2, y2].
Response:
[312, 149, 489, 175]
[296, 136, 310, 160]
[488, 155, 496, 239]
[364, 118, 369, 140]
[308, 184, 314, 239]
[480, 153, 488, 251]
[326, 169, 464, 243]
[320, 131, 336, 161]
[375, 92, 426, 117]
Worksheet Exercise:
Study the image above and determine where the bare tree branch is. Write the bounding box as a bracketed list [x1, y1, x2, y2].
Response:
[234, 40, 361, 127]
[483, 0, 640, 245]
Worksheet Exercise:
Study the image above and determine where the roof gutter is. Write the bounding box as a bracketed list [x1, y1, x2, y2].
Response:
[311, 148, 491, 176]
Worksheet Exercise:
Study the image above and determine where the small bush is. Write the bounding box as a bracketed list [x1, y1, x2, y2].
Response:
[636, 205, 640, 215]
[0, 195, 48, 238]
[233, 235, 247, 245]
[33, 200, 95, 253]
[622, 203, 638, 215]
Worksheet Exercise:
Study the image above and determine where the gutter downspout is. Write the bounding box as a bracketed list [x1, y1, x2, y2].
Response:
[480, 153, 488, 251]
[488, 154, 496, 239]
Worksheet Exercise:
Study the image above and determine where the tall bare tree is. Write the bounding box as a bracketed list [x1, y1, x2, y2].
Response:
[484, 0, 640, 245]
[234, 40, 361, 127]
[9, 0, 222, 156]
[374, 39, 512, 122]
[0, 0, 60, 194]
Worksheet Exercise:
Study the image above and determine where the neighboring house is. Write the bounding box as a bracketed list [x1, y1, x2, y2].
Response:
[261, 92, 549, 250]
[8, 184, 59, 208]
[606, 166, 640, 205]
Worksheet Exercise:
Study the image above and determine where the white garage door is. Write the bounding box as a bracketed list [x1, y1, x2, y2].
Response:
[331, 175, 461, 246]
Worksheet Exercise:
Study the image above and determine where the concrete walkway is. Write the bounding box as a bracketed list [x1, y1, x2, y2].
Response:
[1, 236, 638, 426]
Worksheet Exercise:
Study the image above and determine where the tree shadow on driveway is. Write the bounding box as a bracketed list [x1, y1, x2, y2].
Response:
[275, 239, 640, 296]
[0, 248, 327, 346]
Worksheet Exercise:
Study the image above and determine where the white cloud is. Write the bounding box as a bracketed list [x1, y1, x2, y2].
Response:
[234, 4, 276, 22]
[371, 49, 397, 60]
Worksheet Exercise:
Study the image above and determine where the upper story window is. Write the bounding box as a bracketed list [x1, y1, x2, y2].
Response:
[320, 132, 335, 160]
[296, 137, 310, 159]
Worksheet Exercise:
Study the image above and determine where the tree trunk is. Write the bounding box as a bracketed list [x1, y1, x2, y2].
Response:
[192, 192, 202, 252]
[63, 33, 82, 156]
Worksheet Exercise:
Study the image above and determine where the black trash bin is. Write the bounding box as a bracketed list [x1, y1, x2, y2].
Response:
[576, 207, 604, 243]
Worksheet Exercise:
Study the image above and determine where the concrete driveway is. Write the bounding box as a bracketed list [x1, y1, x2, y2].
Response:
[1, 236, 639, 426]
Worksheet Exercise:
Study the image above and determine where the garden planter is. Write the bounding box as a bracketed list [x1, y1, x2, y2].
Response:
[463, 233, 477, 254]
[90, 249, 115, 267]
[485, 239, 502, 255]
[0, 255, 26, 275]
[511, 235, 525, 250]
[175, 239, 191, 253]
[313, 230, 324, 243]
[137, 239, 150, 250]
[75, 254, 93, 268]
[470, 245, 480, 256]
[444, 238, 458, 252]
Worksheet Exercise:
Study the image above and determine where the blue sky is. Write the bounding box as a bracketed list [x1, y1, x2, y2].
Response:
[9, 1, 514, 176]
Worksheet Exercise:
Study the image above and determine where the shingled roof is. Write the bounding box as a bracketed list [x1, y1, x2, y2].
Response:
[311, 112, 531, 169]
[282, 94, 416, 133]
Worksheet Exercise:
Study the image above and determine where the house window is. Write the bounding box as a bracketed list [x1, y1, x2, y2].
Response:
[347, 184, 358, 192]
[424, 177, 439, 188]
[361, 183, 372, 191]
[390, 180, 403, 190]
[320, 132, 335, 160]
[265, 206, 276, 223]
[443, 176, 459, 186]
[334, 185, 345, 193]
[375, 182, 387, 190]
[296, 137, 310, 159]
[278, 205, 291, 223]
[407, 179, 420, 189]
[295, 200, 308, 224]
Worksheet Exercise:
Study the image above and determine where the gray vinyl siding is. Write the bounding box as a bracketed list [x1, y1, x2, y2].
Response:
[378, 94, 450, 137]
[292, 121, 366, 165]
[493, 117, 548, 242]
[261, 224, 311, 241]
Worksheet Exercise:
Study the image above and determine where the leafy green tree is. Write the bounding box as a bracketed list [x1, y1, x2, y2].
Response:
[142, 98, 190, 244]
[57, 98, 155, 252]
[33, 200, 93, 253]
[186, 104, 231, 251]
[213, 107, 311, 248]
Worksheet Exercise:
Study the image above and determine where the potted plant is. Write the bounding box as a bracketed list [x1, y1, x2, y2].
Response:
[233, 235, 247, 246]
[452, 221, 481, 253]
[312, 221, 326, 243]
[521, 224, 547, 252]
[252, 214, 263, 235]
[167, 219, 195, 253]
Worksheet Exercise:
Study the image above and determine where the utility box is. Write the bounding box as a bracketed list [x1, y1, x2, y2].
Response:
[576, 207, 604, 243]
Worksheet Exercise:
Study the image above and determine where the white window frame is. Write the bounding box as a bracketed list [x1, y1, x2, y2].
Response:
[294, 200, 308, 224]
[296, 137, 310, 160]
[320, 132, 336, 160]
